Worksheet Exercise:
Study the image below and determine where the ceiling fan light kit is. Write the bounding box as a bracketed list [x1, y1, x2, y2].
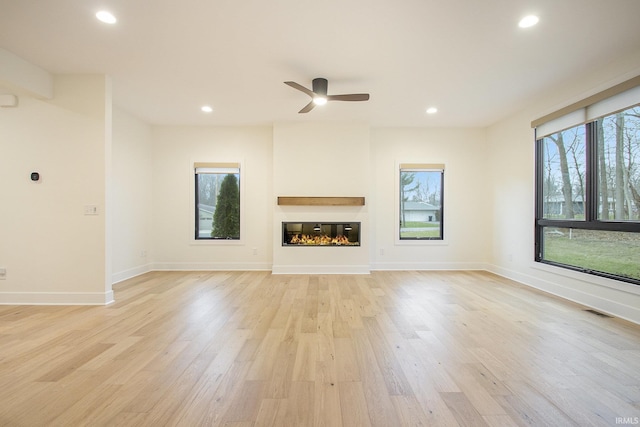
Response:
[284, 77, 370, 113]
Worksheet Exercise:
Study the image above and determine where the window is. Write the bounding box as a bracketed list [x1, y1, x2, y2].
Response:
[535, 100, 640, 284]
[194, 162, 240, 240]
[399, 163, 444, 240]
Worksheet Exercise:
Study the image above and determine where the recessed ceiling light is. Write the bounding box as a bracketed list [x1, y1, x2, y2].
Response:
[96, 11, 117, 24]
[518, 15, 539, 28]
[201, 105, 213, 113]
[426, 107, 438, 114]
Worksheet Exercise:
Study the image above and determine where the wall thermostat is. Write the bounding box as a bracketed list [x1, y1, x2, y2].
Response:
[30, 172, 40, 182]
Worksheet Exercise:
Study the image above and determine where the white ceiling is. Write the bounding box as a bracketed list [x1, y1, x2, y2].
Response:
[1, 0, 640, 127]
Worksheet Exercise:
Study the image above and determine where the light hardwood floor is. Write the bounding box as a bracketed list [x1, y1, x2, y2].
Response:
[0, 270, 639, 426]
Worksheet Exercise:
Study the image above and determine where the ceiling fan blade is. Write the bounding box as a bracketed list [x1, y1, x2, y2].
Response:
[298, 101, 315, 113]
[327, 94, 370, 102]
[284, 81, 315, 97]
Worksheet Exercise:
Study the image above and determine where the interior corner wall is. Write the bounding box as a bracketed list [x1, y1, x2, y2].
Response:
[486, 50, 640, 325]
[0, 74, 112, 304]
[112, 107, 153, 283]
[369, 127, 491, 270]
[151, 126, 273, 271]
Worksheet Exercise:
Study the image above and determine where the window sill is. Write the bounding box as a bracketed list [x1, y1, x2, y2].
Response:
[191, 239, 245, 246]
[395, 239, 448, 246]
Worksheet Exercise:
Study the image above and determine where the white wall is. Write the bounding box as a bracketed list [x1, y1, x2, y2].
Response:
[272, 123, 370, 273]
[152, 123, 491, 275]
[112, 107, 153, 283]
[0, 75, 113, 304]
[151, 126, 273, 270]
[486, 50, 640, 324]
[370, 127, 491, 270]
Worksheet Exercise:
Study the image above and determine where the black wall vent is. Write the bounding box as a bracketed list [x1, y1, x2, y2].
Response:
[584, 309, 613, 318]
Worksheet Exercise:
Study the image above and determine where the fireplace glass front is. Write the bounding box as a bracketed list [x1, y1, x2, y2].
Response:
[282, 222, 360, 246]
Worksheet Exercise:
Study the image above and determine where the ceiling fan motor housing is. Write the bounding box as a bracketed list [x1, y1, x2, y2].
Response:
[312, 78, 328, 96]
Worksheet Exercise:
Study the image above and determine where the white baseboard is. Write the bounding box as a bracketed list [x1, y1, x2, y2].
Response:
[272, 264, 370, 274]
[112, 263, 153, 284]
[486, 263, 640, 326]
[371, 261, 488, 271]
[152, 261, 272, 271]
[0, 290, 114, 305]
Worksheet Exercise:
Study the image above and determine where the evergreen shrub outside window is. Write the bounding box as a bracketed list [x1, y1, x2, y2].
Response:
[195, 163, 240, 240]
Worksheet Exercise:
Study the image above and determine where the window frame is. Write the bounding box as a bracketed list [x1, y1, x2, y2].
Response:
[395, 162, 445, 245]
[192, 161, 245, 245]
[534, 107, 640, 285]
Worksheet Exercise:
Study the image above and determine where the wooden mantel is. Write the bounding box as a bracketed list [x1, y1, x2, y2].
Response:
[277, 196, 365, 206]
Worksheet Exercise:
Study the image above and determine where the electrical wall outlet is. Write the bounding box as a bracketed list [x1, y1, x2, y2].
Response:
[0, 268, 6, 280]
[0, 94, 18, 108]
[84, 205, 99, 215]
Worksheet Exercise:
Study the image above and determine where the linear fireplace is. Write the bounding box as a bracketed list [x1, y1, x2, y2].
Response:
[282, 222, 361, 246]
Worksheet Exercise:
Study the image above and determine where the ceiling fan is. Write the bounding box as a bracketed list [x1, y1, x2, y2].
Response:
[284, 77, 370, 113]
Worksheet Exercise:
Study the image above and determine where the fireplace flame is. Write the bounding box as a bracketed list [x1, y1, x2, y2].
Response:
[289, 234, 355, 245]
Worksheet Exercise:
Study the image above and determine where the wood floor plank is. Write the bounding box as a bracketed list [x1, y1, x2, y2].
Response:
[266, 341, 297, 399]
[247, 328, 285, 381]
[222, 380, 268, 423]
[482, 414, 519, 427]
[498, 380, 578, 427]
[0, 270, 638, 425]
[390, 394, 432, 426]
[291, 333, 317, 382]
[338, 381, 372, 427]
[172, 361, 251, 426]
[52, 369, 156, 427]
[441, 391, 490, 427]
[386, 332, 461, 426]
[314, 380, 343, 427]
[334, 337, 361, 382]
[361, 316, 413, 396]
[351, 327, 402, 427]
[147, 331, 250, 423]
[443, 361, 507, 416]
[283, 381, 314, 427]
[254, 398, 288, 427]
[36, 342, 115, 382]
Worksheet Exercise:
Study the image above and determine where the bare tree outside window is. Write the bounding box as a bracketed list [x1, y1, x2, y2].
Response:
[542, 126, 586, 219]
[598, 106, 640, 220]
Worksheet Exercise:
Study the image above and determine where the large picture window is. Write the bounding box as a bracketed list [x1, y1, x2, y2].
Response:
[399, 164, 444, 240]
[535, 102, 640, 284]
[195, 162, 240, 240]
